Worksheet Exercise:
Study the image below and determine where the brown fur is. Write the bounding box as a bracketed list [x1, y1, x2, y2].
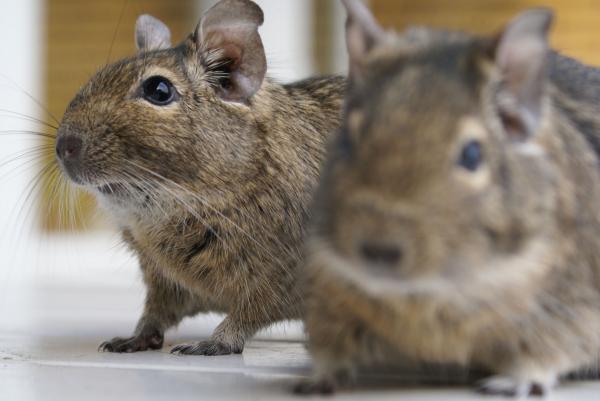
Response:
[299, 4, 600, 397]
[55, 1, 345, 356]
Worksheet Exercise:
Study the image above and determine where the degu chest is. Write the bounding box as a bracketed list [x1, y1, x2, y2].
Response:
[124, 219, 227, 284]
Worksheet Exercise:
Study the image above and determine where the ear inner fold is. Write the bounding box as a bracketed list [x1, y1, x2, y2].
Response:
[341, 0, 386, 84]
[197, 0, 266, 103]
[493, 8, 553, 140]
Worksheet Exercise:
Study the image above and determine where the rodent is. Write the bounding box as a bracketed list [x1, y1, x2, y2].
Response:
[297, 0, 600, 396]
[54, 0, 345, 356]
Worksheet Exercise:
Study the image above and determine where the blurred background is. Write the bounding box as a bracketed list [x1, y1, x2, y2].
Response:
[1, 0, 600, 318]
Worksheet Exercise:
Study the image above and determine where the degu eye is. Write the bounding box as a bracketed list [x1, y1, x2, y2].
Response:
[142, 76, 177, 106]
[458, 140, 483, 171]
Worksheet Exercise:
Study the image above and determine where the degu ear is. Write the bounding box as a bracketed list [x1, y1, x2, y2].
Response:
[341, 0, 386, 84]
[135, 14, 172, 52]
[195, 0, 266, 104]
[491, 8, 553, 140]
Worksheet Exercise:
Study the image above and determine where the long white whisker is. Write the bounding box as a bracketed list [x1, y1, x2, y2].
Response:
[120, 164, 227, 247]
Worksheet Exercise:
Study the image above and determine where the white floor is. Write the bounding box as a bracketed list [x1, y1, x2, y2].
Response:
[2, 236, 600, 400]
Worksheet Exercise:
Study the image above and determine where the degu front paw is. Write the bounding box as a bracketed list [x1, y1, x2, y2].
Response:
[170, 339, 243, 356]
[476, 375, 556, 398]
[98, 331, 164, 353]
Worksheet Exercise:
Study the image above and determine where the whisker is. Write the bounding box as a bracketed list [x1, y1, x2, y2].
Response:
[3, 160, 58, 256]
[0, 72, 60, 125]
[56, 168, 71, 232]
[68, 181, 85, 231]
[106, 0, 129, 64]
[0, 129, 56, 139]
[0, 157, 51, 187]
[0, 149, 54, 180]
[128, 167, 227, 246]
[0, 109, 59, 130]
[0, 146, 54, 177]
[120, 170, 169, 218]
[46, 167, 66, 224]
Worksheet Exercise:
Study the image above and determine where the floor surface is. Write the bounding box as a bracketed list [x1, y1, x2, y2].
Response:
[2, 245, 600, 400]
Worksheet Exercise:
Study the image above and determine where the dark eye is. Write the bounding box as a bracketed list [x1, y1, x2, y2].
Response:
[142, 76, 177, 106]
[458, 140, 483, 171]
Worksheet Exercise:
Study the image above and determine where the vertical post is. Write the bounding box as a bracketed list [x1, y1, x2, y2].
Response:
[0, 1, 43, 234]
[0, 0, 43, 306]
[313, 0, 348, 76]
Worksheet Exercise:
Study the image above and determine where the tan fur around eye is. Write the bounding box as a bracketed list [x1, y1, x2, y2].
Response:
[140, 66, 183, 88]
[453, 116, 490, 190]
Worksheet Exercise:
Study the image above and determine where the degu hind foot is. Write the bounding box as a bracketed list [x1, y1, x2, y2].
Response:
[170, 338, 244, 356]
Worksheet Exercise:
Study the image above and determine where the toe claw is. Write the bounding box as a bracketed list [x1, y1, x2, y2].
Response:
[98, 342, 113, 352]
[170, 345, 184, 355]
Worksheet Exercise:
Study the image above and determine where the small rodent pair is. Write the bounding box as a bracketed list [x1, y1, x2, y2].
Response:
[298, 0, 600, 397]
[55, 0, 344, 356]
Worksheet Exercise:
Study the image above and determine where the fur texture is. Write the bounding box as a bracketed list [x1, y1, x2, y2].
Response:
[299, 4, 600, 397]
[55, 0, 345, 356]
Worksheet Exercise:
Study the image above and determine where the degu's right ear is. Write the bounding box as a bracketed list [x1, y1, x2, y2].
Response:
[195, 0, 267, 104]
[341, 0, 386, 84]
[490, 8, 553, 141]
[135, 14, 172, 52]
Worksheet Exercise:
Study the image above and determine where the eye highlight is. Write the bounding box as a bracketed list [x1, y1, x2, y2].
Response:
[458, 140, 483, 171]
[142, 76, 177, 106]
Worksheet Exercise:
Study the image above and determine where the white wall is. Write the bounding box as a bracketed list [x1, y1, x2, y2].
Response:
[0, 0, 45, 285]
[0, 0, 138, 309]
[331, 0, 350, 74]
[0, 0, 41, 322]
